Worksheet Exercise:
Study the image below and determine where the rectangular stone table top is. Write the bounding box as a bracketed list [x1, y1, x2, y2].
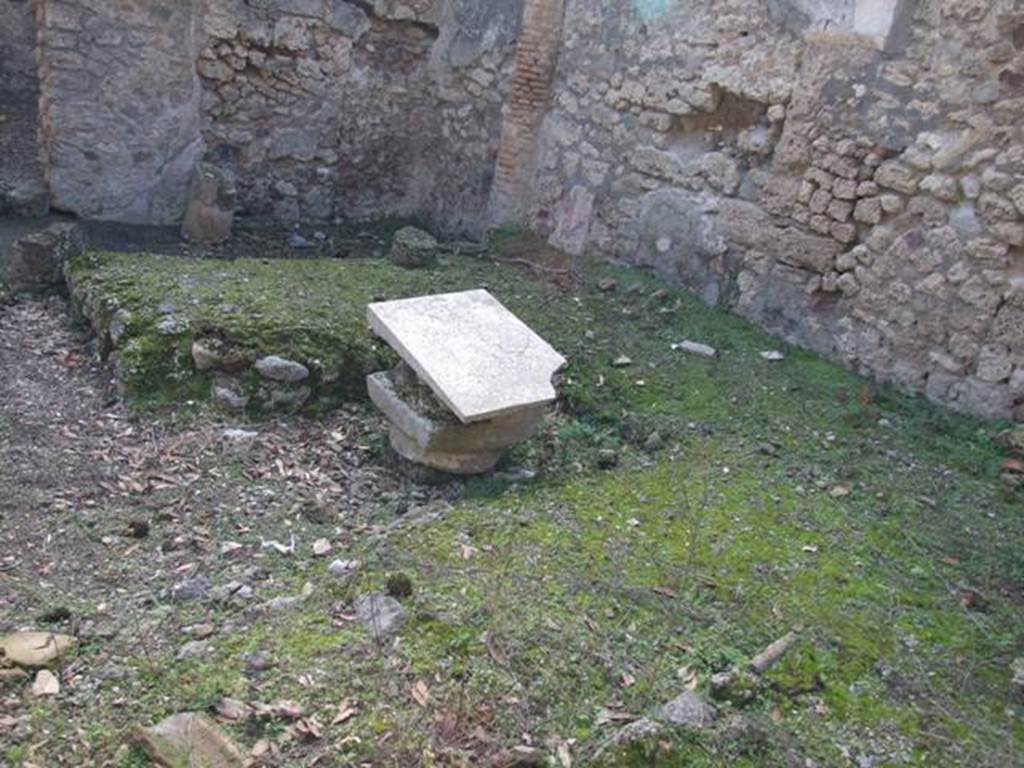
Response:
[367, 289, 567, 423]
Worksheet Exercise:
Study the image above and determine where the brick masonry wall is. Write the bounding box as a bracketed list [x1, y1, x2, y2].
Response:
[488, 0, 566, 225]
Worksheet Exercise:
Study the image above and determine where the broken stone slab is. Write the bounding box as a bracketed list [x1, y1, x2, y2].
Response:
[0, 631, 76, 668]
[368, 289, 566, 423]
[368, 363, 546, 474]
[134, 712, 244, 768]
[1, 222, 85, 293]
[181, 162, 236, 244]
[389, 226, 439, 268]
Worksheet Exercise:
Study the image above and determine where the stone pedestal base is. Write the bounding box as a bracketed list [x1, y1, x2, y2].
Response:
[367, 364, 545, 475]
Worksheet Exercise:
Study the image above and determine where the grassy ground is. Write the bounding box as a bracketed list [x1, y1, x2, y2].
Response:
[2, 233, 1021, 767]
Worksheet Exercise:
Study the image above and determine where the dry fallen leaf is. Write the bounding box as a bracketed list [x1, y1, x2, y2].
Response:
[294, 716, 323, 740]
[271, 700, 304, 720]
[412, 680, 431, 708]
[483, 631, 508, 667]
[331, 699, 357, 725]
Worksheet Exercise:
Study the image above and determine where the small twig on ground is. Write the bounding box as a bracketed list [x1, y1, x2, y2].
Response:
[749, 630, 799, 675]
[492, 256, 571, 275]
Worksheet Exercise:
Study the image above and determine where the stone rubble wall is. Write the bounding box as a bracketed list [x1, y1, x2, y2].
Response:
[523, 0, 1024, 421]
[0, 0, 47, 215]
[29, 0, 520, 231]
[36, 0, 205, 224]
[7, 0, 1022, 421]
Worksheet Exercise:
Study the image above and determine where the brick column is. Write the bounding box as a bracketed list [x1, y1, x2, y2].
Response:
[488, 0, 566, 226]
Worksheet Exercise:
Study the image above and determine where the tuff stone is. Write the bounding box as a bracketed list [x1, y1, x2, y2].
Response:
[2, 223, 86, 293]
[181, 163, 236, 244]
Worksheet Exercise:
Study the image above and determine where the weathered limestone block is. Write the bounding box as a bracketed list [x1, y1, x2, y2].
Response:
[2, 223, 85, 293]
[389, 227, 439, 268]
[368, 364, 546, 474]
[367, 290, 565, 472]
[181, 163, 236, 244]
[368, 290, 566, 422]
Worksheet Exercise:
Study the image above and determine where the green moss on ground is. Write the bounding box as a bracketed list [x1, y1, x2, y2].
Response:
[50, 239, 1023, 766]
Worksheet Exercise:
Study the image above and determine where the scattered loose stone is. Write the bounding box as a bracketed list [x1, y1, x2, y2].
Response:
[212, 383, 249, 412]
[354, 593, 406, 639]
[328, 559, 361, 579]
[643, 432, 664, 452]
[177, 640, 210, 661]
[209, 581, 248, 603]
[312, 538, 332, 556]
[254, 355, 309, 383]
[760, 350, 785, 361]
[171, 576, 211, 602]
[672, 340, 718, 358]
[134, 712, 244, 768]
[263, 595, 303, 612]
[0, 631, 76, 668]
[657, 691, 715, 728]
[389, 226, 439, 268]
[183, 623, 216, 640]
[1012, 658, 1024, 696]
[157, 316, 189, 335]
[30, 669, 60, 697]
[612, 355, 632, 368]
[287, 232, 314, 249]
[598, 278, 618, 293]
[597, 448, 620, 468]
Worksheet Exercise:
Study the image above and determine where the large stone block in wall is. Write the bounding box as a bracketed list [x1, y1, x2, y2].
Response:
[39, 0, 204, 224]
